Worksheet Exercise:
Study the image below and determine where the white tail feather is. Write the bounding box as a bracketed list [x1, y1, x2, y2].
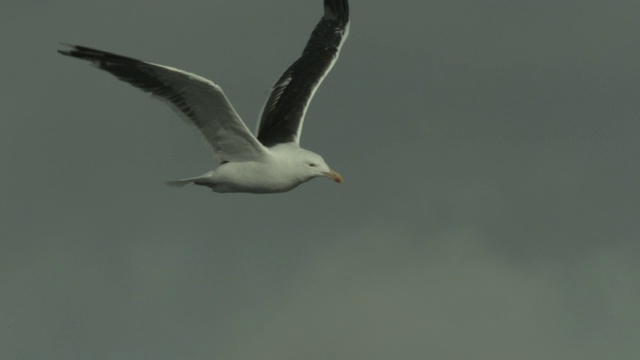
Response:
[165, 171, 215, 187]
[165, 178, 197, 187]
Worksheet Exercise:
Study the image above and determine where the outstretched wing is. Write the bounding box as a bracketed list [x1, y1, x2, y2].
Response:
[59, 45, 268, 163]
[256, 0, 350, 147]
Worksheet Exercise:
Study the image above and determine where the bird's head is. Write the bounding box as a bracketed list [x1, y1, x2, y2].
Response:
[299, 150, 343, 183]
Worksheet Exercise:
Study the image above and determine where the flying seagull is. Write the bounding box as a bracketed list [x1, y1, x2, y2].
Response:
[59, 0, 349, 193]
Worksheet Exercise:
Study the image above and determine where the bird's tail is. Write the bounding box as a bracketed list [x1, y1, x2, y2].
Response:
[165, 171, 214, 187]
[165, 176, 202, 187]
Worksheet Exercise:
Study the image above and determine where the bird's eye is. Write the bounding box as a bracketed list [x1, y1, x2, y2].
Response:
[308, 163, 317, 167]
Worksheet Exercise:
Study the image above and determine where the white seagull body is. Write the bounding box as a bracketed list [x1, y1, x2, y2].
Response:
[59, 0, 349, 193]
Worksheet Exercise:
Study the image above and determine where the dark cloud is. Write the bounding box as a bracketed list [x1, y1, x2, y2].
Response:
[1, 0, 638, 358]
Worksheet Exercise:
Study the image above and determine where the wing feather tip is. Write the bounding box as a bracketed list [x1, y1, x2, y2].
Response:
[57, 43, 81, 58]
[324, 0, 349, 23]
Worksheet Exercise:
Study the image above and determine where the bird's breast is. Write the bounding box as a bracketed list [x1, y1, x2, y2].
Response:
[211, 161, 303, 193]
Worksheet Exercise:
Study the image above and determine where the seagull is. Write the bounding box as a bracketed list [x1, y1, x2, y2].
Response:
[59, 0, 349, 194]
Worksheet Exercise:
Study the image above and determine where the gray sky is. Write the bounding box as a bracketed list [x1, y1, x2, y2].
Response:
[2, 0, 639, 358]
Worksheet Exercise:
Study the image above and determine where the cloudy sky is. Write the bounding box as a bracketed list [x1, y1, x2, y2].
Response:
[2, 0, 639, 358]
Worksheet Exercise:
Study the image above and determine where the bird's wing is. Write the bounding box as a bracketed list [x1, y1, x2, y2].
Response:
[255, 0, 350, 147]
[59, 45, 268, 163]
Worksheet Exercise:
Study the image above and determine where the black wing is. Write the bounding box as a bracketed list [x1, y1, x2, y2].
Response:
[256, 0, 349, 147]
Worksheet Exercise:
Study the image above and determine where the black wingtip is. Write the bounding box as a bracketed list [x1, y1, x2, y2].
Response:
[57, 44, 95, 60]
[57, 44, 143, 66]
[57, 44, 101, 59]
[57, 43, 76, 57]
[324, 0, 349, 24]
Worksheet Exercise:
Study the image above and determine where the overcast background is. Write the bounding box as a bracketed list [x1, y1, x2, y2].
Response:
[2, 0, 639, 359]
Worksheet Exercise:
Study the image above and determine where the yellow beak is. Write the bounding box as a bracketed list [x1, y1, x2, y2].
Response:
[323, 170, 343, 183]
